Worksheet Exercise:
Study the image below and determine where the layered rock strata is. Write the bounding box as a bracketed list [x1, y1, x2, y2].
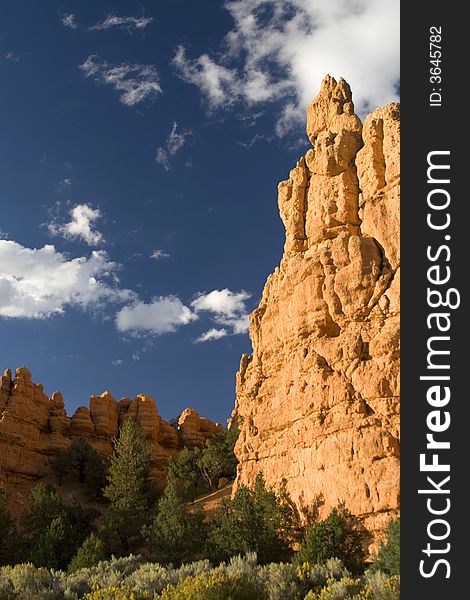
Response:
[0, 366, 221, 488]
[233, 76, 400, 542]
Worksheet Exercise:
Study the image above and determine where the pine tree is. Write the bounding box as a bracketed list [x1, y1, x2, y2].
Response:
[208, 473, 294, 564]
[68, 532, 106, 572]
[0, 485, 14, 565]
[373, 517, 400, 575]
[103, 417, 151, 554]
[143, 480, 207, 565]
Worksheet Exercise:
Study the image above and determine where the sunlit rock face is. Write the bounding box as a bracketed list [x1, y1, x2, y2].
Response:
[233, 76, 400, 546]
[0, 366, 222, 489]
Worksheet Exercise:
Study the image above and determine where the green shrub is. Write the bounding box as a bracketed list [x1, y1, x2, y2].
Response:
[143, 481, 207, 565]
[209, 474, 295, 564]
[373, 518, 399, 576]
[258, 562, 306, 600]
[69, 533, 107, 572]
[295, 508, 366, 573]
[159, 566, 264, 600]
[2, 563, 57, 600]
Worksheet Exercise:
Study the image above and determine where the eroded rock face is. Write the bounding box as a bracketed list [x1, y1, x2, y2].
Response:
[233, 76, 400, 544]
[0, 367, 220, 490]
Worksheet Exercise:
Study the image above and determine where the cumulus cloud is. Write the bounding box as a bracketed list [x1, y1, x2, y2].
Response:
[156, 122, 192, 171]
[191, 289, 251, 337]
[48, 204, 104, 246]
[173, 0, 399, 132]
[116, 296, 197, 335]
[194, 328, 228, 343]
[61, 13, 78, 30]
[90, 14, 153, 32]
[150, 249, 170, 260]
[80, 55, 162, 106]
[0, 240, 134, 319]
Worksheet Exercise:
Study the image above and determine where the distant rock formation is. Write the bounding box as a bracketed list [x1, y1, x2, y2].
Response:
[232, 76, 400, 544]
[0, 366, 222, 488]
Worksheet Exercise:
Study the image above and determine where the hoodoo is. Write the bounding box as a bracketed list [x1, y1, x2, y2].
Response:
[232, 76, 400, 544]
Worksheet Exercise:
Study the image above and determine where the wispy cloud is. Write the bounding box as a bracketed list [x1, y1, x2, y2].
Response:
[61, 13, 78, 30]
[150, 249, 170, 260]
[90, 13, 154, 32]
[112, 359, 124, 367]
[156, 122, 192, 171]
[116, 296, 197, 335]
[194, 328, 228, 343]
[0, 240, 134, 319]
[48, 203, 104, 246]
[80, 55, 162, 106]
[172, 0, 399, 134]
[2, 51, 20, 62]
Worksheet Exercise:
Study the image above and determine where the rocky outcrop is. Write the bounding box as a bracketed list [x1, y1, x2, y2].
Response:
[0, 367, 221, 489]
[233, 76, 400, 545]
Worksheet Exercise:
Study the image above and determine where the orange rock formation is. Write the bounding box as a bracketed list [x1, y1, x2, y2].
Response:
[0, 366, 221, 488]
[233, 76, 400, 541]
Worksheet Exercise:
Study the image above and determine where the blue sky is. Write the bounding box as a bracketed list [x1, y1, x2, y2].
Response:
[0, 1, 399, 424]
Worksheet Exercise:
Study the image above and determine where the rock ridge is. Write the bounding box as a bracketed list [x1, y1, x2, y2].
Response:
[0, 366, 222, 489]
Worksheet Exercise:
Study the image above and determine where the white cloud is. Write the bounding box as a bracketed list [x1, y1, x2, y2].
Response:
[90, 14, 154, 31]
[116, 296, 197, 335]
[195, 328, 228, 343]
[112, 359, 124, 366]
[48, 204, 104, 246]
[191, 289, 251, 336]
[80, 55, 161, 106]
[0, 240, 134, 319]
[191, 288, 250, 316]
[61, 13, 78, 29]
[150, 250, 170, 260]
[155, 148, 170, 171]
[156, 122, 192, 170]
[173, 0, 399, 133]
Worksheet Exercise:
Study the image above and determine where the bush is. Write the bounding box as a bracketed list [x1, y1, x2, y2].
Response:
[209, 474, 295, 564]
[143, 481, 207, 565]
[295, 508, 366, 573]
[20, 484, 96, 570]
[373, 518, 399, 576]
[159, 566, 264, 600]
[258, 562, 306, 600]
[1, 563, 57, 600]
[82, 586, 152, 600]
[69, 533, 107, 572]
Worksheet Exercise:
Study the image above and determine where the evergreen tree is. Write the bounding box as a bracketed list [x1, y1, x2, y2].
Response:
[68, 532, 106, 572]
[209, 473, 294, 564]
[0, 485, 14, 565]
[103, 417, 151, 554]
[295, 507, 366, 573]
[51, 449, 70, 486]
[68, 437, 92, 483]
[197, 423, 239, 491]
[373, 517, 400, 575]
[166, 447, 204, 501]
[21, 483, 96, 570]
[143, 480, 207, 565]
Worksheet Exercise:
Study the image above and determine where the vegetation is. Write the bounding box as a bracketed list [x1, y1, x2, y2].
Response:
[0, 555, 399, 599]
[166, 420, 239, 500]
[208, 473, 296, 564]
[295, 507, 366, 573]
[104, 418, 151, 555]
[143, 481, 206, 565]
[0, 416, 399, 598]
[0, 486, 14, 565]
[373, 517, 400, 576]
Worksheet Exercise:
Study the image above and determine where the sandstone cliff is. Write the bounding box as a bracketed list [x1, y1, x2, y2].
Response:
[233, 76, 400, 543]
[0, 366, 221, 490]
